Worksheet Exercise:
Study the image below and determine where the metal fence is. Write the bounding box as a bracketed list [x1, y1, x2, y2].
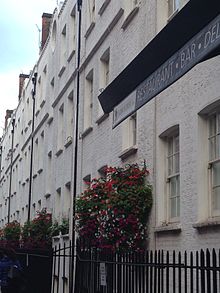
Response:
[52, 242, 220, 293]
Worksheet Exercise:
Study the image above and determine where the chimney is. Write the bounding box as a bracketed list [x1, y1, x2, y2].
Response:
[41, 13, 52, 51]
[18, 74, 29, 101]
[4, 110, 13, 130]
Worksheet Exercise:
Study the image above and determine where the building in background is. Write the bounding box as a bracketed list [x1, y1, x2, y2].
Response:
[1, 0, 220, 290]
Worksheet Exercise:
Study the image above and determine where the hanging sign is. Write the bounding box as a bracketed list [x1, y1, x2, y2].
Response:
[113, 13, 220, 128]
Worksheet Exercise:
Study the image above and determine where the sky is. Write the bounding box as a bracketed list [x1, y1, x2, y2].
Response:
[0, 0, 58, 136]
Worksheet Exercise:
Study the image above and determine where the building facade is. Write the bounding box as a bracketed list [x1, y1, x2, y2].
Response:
[0, 0, 220, 261]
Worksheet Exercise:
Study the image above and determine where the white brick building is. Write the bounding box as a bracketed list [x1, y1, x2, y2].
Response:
[0, 0, 220, 259]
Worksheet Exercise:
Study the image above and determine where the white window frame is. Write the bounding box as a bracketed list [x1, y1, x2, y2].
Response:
[84, 70, 93, 130]
[65, 91, 74, 144]
[98, 49, 110, 117]
[122, 113, 137, 151]
[57, 104, 64, 151]
[208, 112, 220, 217]
[168, 0, 180, 20]
[69, 6, 76, 58]
[86, 0, 95, 28]
[60, 24, 67, 70]
[166, 132, 180, 222]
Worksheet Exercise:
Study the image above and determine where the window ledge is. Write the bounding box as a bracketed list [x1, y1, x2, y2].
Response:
[64, 137, 73, 148]
[96, 113, 109, 125]
[50, 77, 55, 87]
[121, 6, 139, 30]
[58, 66, 66, 78]
[55, 149, 63, 157]
[67, 50, 75, 62]
[52, 235, 60, 241]
[193, 218, 220, 229]
[37, 168, 43, 175]
[154, 223, 182, 233]
[98, 0, 111, 16]
[40, 99, 46, 109]
[81, 126, 93, 139]
[47, 116, 53, 125]
[44, 193, 51, 199]
[119, 145, 138, 160]
[33, 173, 37, 179]
[84, 22, 95, 38]
[35, 109, 40, 117]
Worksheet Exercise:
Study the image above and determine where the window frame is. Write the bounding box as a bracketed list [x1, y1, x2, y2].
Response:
[84, 70, 94, 130]
[166, 133, 180, 222]
[208, 112, 220, 217]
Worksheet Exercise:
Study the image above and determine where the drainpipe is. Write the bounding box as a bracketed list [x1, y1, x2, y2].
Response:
[7, 118, 15, 223]
[70, 0, 82, 292]
[27, 72, 37, 222]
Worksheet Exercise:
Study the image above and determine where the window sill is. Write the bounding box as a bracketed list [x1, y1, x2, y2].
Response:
[37, 168, 43, 175]
[67, 50, 75, 62]
[35, 109, 40, 117]
[44, 193, 51, 199]
[96, 113, 109, 125]
[154, 223, 182, 233]
[33, 173, 37, 179]
[85, 22, 95, 39]
[53, 235, 61, 241]
[40, 99, 46, 109]
[193, 217, 220, 229]
[81, 126, 93, 139]
[121, 6, 139, 30]
[47, 116, 53, 125]
[98, 0, 111, 16]
[58, 66, 66, 78]
[50, 77, 55, 87]
[55, 149, 63, 157]
[119, 145, 138, 160]
[64, 137, 73, 148]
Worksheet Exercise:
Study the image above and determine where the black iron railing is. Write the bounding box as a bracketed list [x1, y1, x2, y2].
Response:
[52, 242, 220, 293]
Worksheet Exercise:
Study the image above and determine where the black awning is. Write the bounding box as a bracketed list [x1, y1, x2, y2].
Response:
[98, 0, 220, 114]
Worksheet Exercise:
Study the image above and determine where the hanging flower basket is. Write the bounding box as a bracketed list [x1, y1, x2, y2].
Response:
[75, 163, 152, 252]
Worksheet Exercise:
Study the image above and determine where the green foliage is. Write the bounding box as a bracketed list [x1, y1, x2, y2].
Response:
[49, 218, 69, 236]
[59, 218, 69, 235]
[0, 209, 70, 249]
[22, 208, 52, 248]
[3, 221, 21, 242]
